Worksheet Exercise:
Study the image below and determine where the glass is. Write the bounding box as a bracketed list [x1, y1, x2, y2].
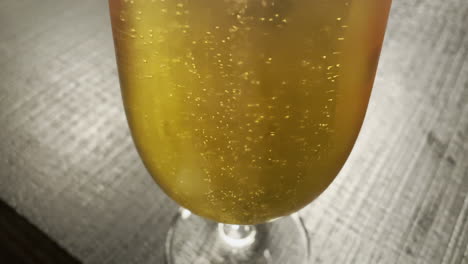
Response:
[108, 0, 391, 263]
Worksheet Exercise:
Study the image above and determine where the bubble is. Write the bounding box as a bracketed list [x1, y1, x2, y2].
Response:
[229, 26, 239, 33]
[301, 60, 310, 67]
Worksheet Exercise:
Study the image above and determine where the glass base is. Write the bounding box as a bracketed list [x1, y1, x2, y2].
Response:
[165, 209, 310, 264]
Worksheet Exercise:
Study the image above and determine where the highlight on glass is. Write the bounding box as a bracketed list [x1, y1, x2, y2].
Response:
[108, 0, 392, 262]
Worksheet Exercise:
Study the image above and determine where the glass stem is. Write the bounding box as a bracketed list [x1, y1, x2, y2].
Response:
[218, 223, 257, 248]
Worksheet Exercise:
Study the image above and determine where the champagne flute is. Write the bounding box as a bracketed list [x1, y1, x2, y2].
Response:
[109, 0, 391, 263]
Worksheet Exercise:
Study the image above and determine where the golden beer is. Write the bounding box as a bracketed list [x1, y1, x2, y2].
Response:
[109, 0, 391, 224]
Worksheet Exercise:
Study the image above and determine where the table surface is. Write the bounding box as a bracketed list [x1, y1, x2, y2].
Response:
[1, 0, 467, 263]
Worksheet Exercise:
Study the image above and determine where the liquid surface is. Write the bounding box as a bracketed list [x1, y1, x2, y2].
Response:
[109, 0, 391, 224]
